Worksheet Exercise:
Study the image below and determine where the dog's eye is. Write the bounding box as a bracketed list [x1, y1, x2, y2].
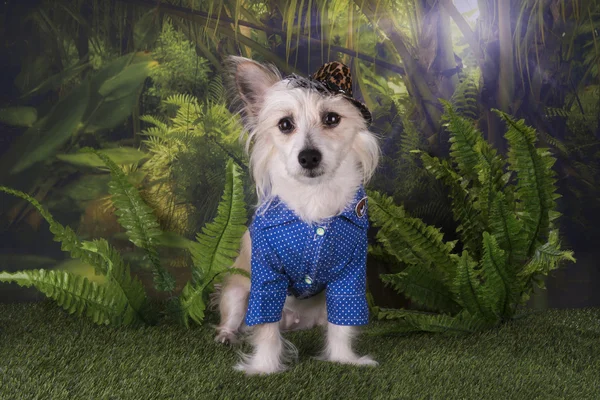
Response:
[323, 112, 341, 127]
[278, 117, 294, 133]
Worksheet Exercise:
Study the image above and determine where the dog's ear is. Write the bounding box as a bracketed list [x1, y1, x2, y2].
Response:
[226, 56, 281, 118]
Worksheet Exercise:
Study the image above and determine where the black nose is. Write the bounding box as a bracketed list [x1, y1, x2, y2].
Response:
[298, 149, 322, 170]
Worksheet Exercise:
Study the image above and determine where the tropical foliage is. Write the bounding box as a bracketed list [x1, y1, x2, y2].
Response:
[367, 104, 575, 333]
[0, 157, 247, 327]
[0, 0, 597, 320]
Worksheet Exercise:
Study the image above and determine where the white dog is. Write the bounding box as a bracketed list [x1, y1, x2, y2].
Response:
[214, 56, 380, 375]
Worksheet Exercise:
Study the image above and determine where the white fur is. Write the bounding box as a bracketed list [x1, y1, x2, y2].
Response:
[216, 56, 380, 375]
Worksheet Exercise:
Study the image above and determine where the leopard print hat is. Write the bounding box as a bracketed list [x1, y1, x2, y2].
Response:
[285, 62, 373, 125]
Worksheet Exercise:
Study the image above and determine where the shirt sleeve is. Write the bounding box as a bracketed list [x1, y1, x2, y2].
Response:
[244, 227, 289, 326]
[325, 234, 369, 326]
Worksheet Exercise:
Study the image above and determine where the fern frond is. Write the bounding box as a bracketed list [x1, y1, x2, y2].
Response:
[497, 110, 560, 256]
[0, 186, 150, 326]
[139, 114, 168, 131]
[479, 232, 511, 318]
[518, 230, 575, 283]
[368, 190, 457, 282]
[0, 269, 131, 326]
[86, 148, 175, 292]
[441, 100, 481, 182]
[419, 152, 484, 254]
[163, 93, 199, 109]
[380, 264, 462, 314]
[179, 159, 247, 327]
[451, 250, 486, 318]
[207, 75, 225, 103]
[473, 138, 506, 222]
[451, 75, 479, 120]
[80, 239, 151, 324]
[488, 192, 527, 265]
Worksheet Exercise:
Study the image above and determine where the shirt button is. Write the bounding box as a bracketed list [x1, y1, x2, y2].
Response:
[316, 227, 325, 236]
[304, 275, 313, 285]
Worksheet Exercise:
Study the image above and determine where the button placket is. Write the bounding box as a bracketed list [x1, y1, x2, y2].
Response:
[304, 223, 328, 288]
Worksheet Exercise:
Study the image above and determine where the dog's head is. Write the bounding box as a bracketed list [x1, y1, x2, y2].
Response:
[227, 56, 379, 201]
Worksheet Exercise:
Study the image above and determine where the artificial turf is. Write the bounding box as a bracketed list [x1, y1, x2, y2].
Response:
[1, 301, 599, 400]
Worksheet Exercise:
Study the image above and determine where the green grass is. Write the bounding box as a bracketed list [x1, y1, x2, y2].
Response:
[1, 301, 599, 400]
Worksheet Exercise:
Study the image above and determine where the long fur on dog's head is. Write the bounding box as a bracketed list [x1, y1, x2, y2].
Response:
[226, 56, 380, 221]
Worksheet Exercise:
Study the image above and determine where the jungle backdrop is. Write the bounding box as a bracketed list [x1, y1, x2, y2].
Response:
[0, 0, 598, 311]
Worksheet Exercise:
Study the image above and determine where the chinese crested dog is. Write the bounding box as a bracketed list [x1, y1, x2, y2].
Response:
[214, 56, 380, 375]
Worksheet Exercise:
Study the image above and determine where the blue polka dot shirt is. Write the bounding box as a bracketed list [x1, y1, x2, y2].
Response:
[245, 186, 370, 327]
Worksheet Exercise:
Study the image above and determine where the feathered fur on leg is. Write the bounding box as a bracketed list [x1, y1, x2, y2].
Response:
[319, 323, 378, 366]
[234, 322, 298, 375]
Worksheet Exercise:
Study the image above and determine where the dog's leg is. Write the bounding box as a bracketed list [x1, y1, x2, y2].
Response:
[319, 323, 378, 366]
[215, 231, 251, 344]
[214, 274, 250, 344]
[234, 322, 297, 375]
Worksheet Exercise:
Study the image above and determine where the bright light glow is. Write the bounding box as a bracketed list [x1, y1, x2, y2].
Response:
[452, 0, 480, 21]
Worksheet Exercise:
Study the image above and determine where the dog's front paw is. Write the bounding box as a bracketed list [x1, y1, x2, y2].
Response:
[214, 330, 239, 345]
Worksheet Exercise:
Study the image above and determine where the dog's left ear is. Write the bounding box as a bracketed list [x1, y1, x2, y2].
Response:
[226, 56, 281, 118]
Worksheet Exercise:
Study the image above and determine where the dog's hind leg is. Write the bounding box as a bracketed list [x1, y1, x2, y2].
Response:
[214, 231, 251, 344]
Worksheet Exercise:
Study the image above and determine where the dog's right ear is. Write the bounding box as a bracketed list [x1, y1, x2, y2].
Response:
[226, 56, 281, 118]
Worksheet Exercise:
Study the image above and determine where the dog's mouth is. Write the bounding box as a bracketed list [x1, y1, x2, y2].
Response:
[301, 169, 325, 179]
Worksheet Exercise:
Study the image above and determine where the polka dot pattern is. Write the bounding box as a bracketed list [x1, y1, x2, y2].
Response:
[244, 187, 370, 327]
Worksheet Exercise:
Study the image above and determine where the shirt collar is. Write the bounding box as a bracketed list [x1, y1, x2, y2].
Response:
[254, 186, 369, 230]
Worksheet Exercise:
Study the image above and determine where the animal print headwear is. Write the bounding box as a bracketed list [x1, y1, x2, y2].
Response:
[285, 62, 373, 125]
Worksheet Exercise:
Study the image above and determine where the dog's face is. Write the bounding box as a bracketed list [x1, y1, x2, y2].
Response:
[228, 57, 379, 198]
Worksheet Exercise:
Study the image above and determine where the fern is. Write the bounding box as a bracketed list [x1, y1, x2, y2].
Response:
[442, 100, 481, 181]
[178, 159, 248, 327]
[497, 110, 560, 256]
[368, 190, 457, 282]
[419, 152, 484, 255]
[0, 269, 129, 325]
[380, 264, 461, 314]
[451, 73, 479, 120]
[369, 105, 575, 334]
[86, 148, 176, 292]
[0, 186, 150, 326]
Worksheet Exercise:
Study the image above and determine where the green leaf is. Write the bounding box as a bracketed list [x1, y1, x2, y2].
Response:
[57, 147, 148, 168]
[84, 92, 139, 133]
[0, 107, 38, 127]
[8, 81, 90, 174]
[179, 159, 248, 327]
[20, 62, 91, 100]
[134, 9, 161, 50]
[98, 60, 157, 101]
